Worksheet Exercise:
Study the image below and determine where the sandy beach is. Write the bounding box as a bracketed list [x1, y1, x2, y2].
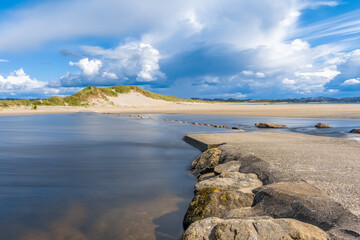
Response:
[1, 100, 360, 119]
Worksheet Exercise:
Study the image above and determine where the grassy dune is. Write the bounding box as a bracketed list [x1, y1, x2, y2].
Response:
[0, 85, 201, 107]
[0, 99, 32, 107]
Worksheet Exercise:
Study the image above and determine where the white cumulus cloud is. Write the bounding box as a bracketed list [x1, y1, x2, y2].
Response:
[0, 68, 65, 98]
[0, 0, 355, 98]
[342, 78, 360, 86]
[82, 42, 165, 82]
[0, 68, 45, 90]
[52, 42, 165, 87]
[69, 58, 102, 76]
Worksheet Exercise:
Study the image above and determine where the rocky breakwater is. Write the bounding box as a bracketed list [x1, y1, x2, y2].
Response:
[182, 133, 360, 240]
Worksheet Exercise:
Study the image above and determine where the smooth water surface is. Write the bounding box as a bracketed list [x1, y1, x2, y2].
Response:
[0, 113, 359, 240]
[0, 113, 203, 240]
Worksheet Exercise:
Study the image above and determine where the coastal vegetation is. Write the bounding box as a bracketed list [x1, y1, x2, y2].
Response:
[0, 85, 201, 107]
[0, 99, 31, 107]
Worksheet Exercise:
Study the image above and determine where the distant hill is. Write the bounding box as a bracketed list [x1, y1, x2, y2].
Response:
[0, 85, 200, 107]
[193, 96, 360, 103]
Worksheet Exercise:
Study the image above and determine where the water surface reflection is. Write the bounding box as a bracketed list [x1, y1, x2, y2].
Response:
[0, 113, 358, 240]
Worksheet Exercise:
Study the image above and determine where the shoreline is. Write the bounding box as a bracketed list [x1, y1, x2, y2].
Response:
[181, 132, 360, 239]
[1, 103, 360, 119]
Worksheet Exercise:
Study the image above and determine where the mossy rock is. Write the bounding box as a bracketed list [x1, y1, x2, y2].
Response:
[183, 188, 254, 229]
[191, 148, 222, 177]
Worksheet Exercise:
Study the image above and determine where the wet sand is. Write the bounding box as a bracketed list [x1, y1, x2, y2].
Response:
[1, 102, 360, 119]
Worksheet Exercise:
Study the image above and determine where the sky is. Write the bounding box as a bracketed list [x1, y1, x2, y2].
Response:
[0, 0, 360, 99]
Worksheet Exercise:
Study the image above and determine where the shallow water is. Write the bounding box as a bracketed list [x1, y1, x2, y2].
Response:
[0, 113, 359, 240]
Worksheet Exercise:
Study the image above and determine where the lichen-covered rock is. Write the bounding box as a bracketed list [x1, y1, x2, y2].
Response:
[183, 188, 254, 229]
[182, 217, 328, 240]
[349, 128, 360, 134]
[198, 172, 216, 181]
[195, 172, 262, 194]
[214, 161, 241, 175]
[255, 123, 287, 128]
[315, 123, 331, 128]
[191, 148, 222, 177]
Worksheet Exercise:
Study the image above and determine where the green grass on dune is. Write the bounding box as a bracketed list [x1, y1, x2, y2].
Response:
[0, 85, 201, 107]
[32, 96, 66, 106]
[64, 85, 200, 106]
[63, 86, 115, 106]
[0, 99, 32, 107]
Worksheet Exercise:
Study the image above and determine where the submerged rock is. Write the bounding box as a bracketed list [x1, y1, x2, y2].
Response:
[195, 172, 262, 194]
[191, 148, 222, 177]
[183, 188, 254, 229]
[349, 128, 360, 134]
[182, 217, 328, 240]
[315, 123, 331, 128]
[255, 123, 287, 128]
[214, 161, 241, 175]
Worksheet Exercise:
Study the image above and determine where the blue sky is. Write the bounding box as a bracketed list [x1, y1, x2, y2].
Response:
[0, 0, 360, 99]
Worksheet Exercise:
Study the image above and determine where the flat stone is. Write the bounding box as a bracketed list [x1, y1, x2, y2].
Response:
[315, 123, 331, 128]
[183, 188, 254, 229]
[182, 217, 328, 240]
[214, 161, 241, 175]
[195, 172, 262, 194]
[255, 123, 287, 128]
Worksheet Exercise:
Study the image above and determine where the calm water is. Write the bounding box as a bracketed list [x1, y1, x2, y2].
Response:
[0, 113, 359, 240]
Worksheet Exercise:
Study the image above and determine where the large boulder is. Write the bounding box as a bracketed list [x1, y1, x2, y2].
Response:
[183, 188, 254, 229]
[255, 123, 287, 128]
[191, 148, 222, 177]
[315, 123, 331, 128]
[349, 128, 360, 134]
[252, 182, 360, 239]
[181, 217, 328, 240]
[195, 172, 262, 194]
[214, 161, 241, 175]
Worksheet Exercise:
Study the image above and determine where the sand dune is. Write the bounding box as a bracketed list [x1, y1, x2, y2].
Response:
[1, 92, 360, 119]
